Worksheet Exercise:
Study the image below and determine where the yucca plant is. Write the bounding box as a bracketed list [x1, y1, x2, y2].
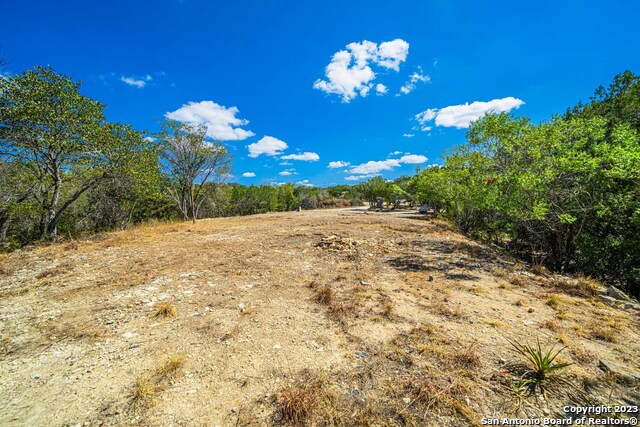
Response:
[509, 338, 573, 395]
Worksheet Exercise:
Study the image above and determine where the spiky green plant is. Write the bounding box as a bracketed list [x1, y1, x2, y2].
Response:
[509, 338, 572, 395]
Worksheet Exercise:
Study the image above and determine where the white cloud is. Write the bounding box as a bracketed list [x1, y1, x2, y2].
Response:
[390, 151, 403, 155]
[144, 136, 156, 142]
[415, 97, 525, 129]
[296, 180, 314, 187]
[279, 169, 298, 176]
[166, 100, 255, 141]
[121, 74, 152, 88]
[375, 83, 388, 95]
[280, 152, 320, 161]
[248, 136, 288, 158]
[350, 159, 401, 175]
[313, 39, 409, 103]
[328, 161, 350, 169]
[399, 68, 430, 95]
[402, 133, 415, 138]
[279, 161, 293, 166]
[345, 153, 428, 180]
[399, 154, 428, 164]
[242, 172, 256, 177]
[376, 39, 410, 71]
[345, 174, 377, 181]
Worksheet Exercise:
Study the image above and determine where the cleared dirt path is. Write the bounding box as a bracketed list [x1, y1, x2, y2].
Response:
[1, 208, 638, 426]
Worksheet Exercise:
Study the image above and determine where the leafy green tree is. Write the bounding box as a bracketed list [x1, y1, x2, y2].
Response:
[158, 119, 232, 223]
[0, 66, 158, 241]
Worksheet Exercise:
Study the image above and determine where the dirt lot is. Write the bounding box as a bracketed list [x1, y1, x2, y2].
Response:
[1, 207, 639, 426]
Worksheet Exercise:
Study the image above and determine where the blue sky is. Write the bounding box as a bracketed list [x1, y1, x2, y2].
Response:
[2, 0, 639, 186]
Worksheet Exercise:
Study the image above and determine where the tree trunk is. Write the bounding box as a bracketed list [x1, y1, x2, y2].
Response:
[0, 212, 10, 245]
[47, 175, 62, 241]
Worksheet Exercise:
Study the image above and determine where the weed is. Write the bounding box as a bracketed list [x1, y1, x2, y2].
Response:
[131, 354, 185, 406]
[486, 320, 506, 328]
[509, 338, 572, 395]
[532, 264, 548, 276]
[546, 294, 569, 310]
[314, 286, 334, 305]
[453, 342, 481, 368]
[155, 354, 185, 378]
[540, 319, 561, 332]
[381, 298, 394, 318]
[590, 326, 617, 343]
[131, 375, 155, 403]
[576, 275, 601, 297]
[569, 346, 593, 364]
[508, 274, 527, 287]
[278, 381, 320, 425]
[239, 304, 253, 316]
[154, 301, 177, 318]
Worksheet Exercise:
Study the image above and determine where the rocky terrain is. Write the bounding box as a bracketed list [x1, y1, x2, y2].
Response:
[0, 207, 638, 426]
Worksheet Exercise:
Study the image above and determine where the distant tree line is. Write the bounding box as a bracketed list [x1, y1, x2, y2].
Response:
[0, 66, 362, 248]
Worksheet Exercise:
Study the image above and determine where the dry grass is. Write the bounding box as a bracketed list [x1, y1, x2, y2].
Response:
[569, 346, 594, 364]
[508, 274, 528, 287]
[430, 299, 463, 319]
[155, 354, 185, 378]
[546, 293, 571, 310]
[277, 378, 321, 425]
[486, 320, 506, 328]
[381, 297, 394, 318]
[131, 375, 155, 403]
[590, 326, 618, 343]
[531, 264, 548, 276]
[153, 301, 177, 318]
[0, 264, 12, 276]
[131, 354, 185, 406]
[541, 319, 561, 332]
[313, 286, 334, 305]
[452, 343, 481, 369]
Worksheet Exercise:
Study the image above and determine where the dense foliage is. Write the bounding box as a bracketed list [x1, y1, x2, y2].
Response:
[408, 71, 640, 295]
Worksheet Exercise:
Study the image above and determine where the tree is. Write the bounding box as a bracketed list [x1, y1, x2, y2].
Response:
[158, 119, 232, 223]
[0, 66, 158, 241]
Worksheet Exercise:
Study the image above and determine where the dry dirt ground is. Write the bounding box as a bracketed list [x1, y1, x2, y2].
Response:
[0, 207, 639, 426]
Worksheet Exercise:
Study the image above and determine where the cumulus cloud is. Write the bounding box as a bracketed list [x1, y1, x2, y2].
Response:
[415, 97, 525, 129]
[279, 169, 298, 176]
[328, 161, 350, 169]
[399, 154, 428, 164]
[166, 100, 255, 141]
[280, 152, 320, 161]
[350, 159, 401, 175]
[313, 39, 409, 103]
[399, 68, 430, 95]
[402, 133, 415, 138]
[247, 136, 288, 158]
[296, 180, 314, 187]
[375, 83, 388, 95]
[121, 74, 152, 88]
[345, 153, 428, 180]
[242, 172, 256, 177]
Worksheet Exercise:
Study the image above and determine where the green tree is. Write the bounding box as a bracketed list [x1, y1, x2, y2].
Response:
[0, 66, 158, 241]
[158, 119, 232, 223]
